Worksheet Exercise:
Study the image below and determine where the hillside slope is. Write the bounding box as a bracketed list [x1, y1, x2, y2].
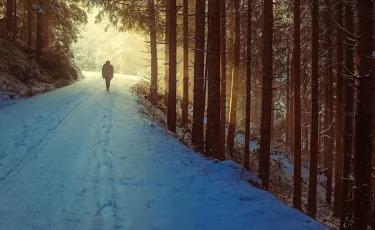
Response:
[0, 29, 82, 104]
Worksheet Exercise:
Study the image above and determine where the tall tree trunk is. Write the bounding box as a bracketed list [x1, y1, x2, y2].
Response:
[192, 0, 206, 152]
[164, 0, 170, 106]
[307, 0, 319, 217]
[12, 0, 17, 40]
[258, 0, 273, 190]
[181, 0, 189, 126]
[149, 0, 158, 103]
[340, 2, 354, 228]
[27, 0, 32, 46]
[6, 0, 13, 32]
[205, 0, 221, 159]
[167, 0, 177, 133]
[352, 0, 373, 227]
[286, 40, 290, 146]
[333, 0, 343, 217]
[290, 55, 294, 152]
[35, 8, 43, 62]
[244, 0, 252, 170]
[292, 0, 302, 210]
[219, 0, 227, 159]
[323, 0, 334, 204]
[226, 0, 240, 157]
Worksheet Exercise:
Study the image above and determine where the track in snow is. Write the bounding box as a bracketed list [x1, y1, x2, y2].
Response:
[0, 72, 327, 230]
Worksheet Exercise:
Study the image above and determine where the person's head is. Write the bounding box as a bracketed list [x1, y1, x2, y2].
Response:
[106, 60, 110, 65]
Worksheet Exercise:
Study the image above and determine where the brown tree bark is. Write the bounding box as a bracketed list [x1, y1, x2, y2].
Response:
[164, 0, 170, 106]
[323, 0, 334, 204]
[35, 7, 43, 62]
[6, 0, 13, 32]
[219, 0, 227, 159]
[205, 0, 221, 159]
[292, 0, 302, 210]
[192, 0, 206, 152]
[258, 0, 273, 190]
[340, 2, 354, 228]
[244, 0, 252, 170]
[181, 0, 189, 126]
[226, 0, 240, 157]
[27, 0, 32, 46]
[333, 0, 343, 217]
[149, 0, 158, 103]
[286, 40, 290, 146]
[352, 0, 373, 227]
[167, 0, 177, 133]
[12, 0, 17, 40]
[307, 0, 319, 217]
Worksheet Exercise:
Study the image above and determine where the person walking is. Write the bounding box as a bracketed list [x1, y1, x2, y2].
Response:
[102, 61, 114, 91]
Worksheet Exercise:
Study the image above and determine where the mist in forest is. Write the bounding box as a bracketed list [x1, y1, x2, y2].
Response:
[72, 10, 149, 77]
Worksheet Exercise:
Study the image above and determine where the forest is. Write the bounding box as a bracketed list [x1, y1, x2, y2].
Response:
[1, 0, 374, 229]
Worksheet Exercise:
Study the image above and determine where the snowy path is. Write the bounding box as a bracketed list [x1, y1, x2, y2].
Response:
[0, 72, 327, 230]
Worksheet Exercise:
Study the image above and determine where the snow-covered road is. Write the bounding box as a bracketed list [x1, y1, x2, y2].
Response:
[0, 72, 327, 230]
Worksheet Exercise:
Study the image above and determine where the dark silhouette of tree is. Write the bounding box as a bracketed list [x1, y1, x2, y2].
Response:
[219, 0, 227, 159]
[167, 0, 176, 133]
[205, 0, 221, 158]
[333, 0, 344, 217]
[258, 0, 273, 190]
[352, 0, 373, 227]
[292, 0, 301, 209]
[181, 0, 189, 126]
[148, 0, 158, 103]
[340, 1, 354, 228]
[227, 0, 240, 157]
[307, 0, 319, 217]
[192, 0, 206, 152]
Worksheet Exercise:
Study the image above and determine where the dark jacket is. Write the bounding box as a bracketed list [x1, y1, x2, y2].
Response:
[102, 63, 114, 79]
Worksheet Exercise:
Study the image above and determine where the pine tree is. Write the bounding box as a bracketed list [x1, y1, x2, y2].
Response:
[226, 0, 240, 157]
[307, 0, 319, 217]
[352, 0, 373, 227]
[258, 0, 273, 190]
[340, 1, 354, 227]
[219, 0, 227, 159]
[205, 0, 221, 158]
[244, 0, 252, 170]
[192, 0, 206, 152]
[6, 0, 13, 32]
[292, 0, 302, 209]
[167, 0, 177, 133]
[181, 0, 189, 126]
[149, 0, 158, 103]
[333, 0, 344, 217]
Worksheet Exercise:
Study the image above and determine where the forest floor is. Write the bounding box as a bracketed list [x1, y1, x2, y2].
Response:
[0, 72, 326, 230]
[133, 81, 339, 229]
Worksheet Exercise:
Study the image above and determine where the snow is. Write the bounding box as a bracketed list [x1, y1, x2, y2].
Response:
[0, 71, 327, 230]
